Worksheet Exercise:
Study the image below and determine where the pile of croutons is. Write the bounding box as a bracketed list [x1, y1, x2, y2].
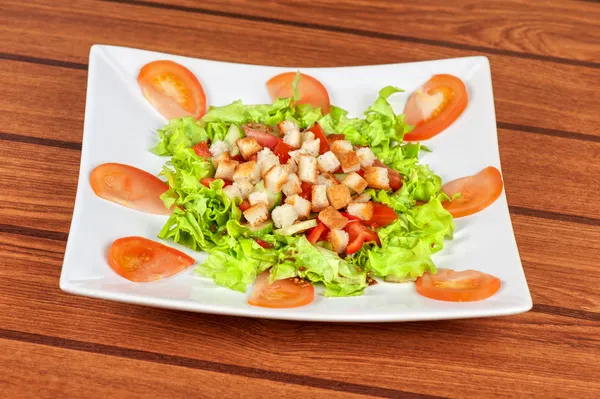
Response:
[208, 120, 391, 253]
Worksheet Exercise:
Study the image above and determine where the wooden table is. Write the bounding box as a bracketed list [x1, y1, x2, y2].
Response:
[1, 1, 599, 397]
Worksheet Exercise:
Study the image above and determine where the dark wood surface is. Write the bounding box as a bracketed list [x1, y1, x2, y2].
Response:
[1, 1, 598, 398]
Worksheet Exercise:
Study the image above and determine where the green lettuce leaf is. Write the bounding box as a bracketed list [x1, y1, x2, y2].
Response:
[151, 117, 209, 156]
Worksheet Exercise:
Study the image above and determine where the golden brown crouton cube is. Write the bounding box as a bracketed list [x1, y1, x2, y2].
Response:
[318, 206, 349, 230]
[233, 161, 261, 184]
[364, 166, 390, 190]
[328, 229, 349, 254]
[330, 140, 353, 157]
[236, 137, 263, 160]
[311, 185, 329, 212]
[342, 172, 368, 194]
[326, 184, 352, 210]
[243, 203, 269, 226]
[214, 159, 239, 181]
[264, 165, 289, 193]
[339, 151, 361, 173]
[347, 202, 374, 221]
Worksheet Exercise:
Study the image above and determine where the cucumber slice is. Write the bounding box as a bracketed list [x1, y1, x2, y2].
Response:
[274, 219, 318, 236]
[252, 181, 282, 210]
[246, 221, 274, 234]
[224, 124, 243, 156]
[384, 275, 416, 283]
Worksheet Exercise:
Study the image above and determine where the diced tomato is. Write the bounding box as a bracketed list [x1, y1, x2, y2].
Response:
[266, 72, 331, 114]
[255, 239, 273, 249]
[240, 200, 251, 211]
[273, 140, 295, 163]
[108, 236, 195, 282]
[373, 160, 402, 191]
[442, 166, 503, 218]
[416, 268, 501, 302]
[345, 222, 380, 254]
[363, 203, 398, 228]
[200, 178, 232, 188]
[137, 60, 206, 120]
[248, 270, 315, 308]
[193, 141, 212, 158]
[243, 124, 281, 149]
[90, 163, 172, 215]
[403, 74, 468, 141]
[325, 134, 346, 147]
[231, 154, 244, 162]
[299, 182, 313, 200]
[249, 154, 258, 162]
[307, 222, 329, 244]
[306, 124, 330, 154]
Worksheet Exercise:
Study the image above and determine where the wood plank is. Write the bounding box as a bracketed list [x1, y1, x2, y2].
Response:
[0, 339, 372, 399]
[141, 0, 600, 65]
[0, 0, 599, 138]
[0, 236, 598, 398]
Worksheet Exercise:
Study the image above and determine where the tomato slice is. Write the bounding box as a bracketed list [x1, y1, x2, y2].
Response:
[373, 160, 402, 191]
[239, 200, 251, 211]
[200, 178, 232, 188]
[108, 236, 195, 282]
[403, 74, 468, 141]
[307, 222, 329, 244]
[248, 270, 315, 308]
[266, 72, 331, 114]
[416, 268, 501, 302]
[345, 222, 380, 254]
[299, 182, 313, 201]
[306, 124, 330, 154]
[363, 203, 398, 228]
[273, 140, 295, 163]
[193, 141, 211, 158]
[137, 60, 206, 120]
[243, 124, 281, 149]
[90, 163, 172, 215]
[255, 239, 273, 249]
[442, 166, 503, 218]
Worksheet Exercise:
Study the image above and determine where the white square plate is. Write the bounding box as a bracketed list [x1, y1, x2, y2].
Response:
[60, 45, 532, 322]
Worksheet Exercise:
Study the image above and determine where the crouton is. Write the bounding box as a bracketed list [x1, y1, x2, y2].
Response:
[317, 172, 339, 188]
[282, 173, 302, 197]
[280, 120, 301, 148]
[311, 185, 329, 212]
[301, 138, 321, 157]
[301, 130, 315, 143]
[364, 166, 390, 190]
[289, 148, 309, 163]
[342, 172, 368, 194]
[236, 137, 263, 160]
[209, 140, 230, 159]
[248, 191, 269, 207]
[330, 140, 353, 157]
[211, 151, 231, 168]
[317, 151, 341, 173]
[256, 148, 280, 177]
[271, 204, 298, 229]
[328, 229, 349, 254]
[264, 165, 289, 193]
[233, 180, 254, 199]
[214, 159, 239, 181]
[282, 157, 298, 174]
[298, 154, 318, 184]
[347, 202, 374, 221]
[233, 161, 261, 184]
[353, 192, 372, 203]
[339, 151, 361, 173]
[356, 147, 376, 167]
[285, 194, 312, 219]
[318, 206, 348, 230]
[243, 203, 270, 226]
[326, 184, 352, 210]
[222, 184, 242, 200]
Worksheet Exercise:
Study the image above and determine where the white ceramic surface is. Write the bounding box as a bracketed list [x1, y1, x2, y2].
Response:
[60, 44, 532, 322]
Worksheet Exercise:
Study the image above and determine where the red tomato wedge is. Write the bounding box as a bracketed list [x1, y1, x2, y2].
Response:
[90, 163, 172, 215]
[345, 222, 380, 255]
[243, 124, 281, 149]
[248, 271, 315, 308]
[363, 203, 398, 228]
[442, 166, 503, 218]
[273, 140, 295, 163]
[266, 72, 331, 114]
[403, 74, 468, 141]
[137, 60, 206, 120]
[373, 160, 402, 191]
[416, 268, 501, 302]
[307, 222, 329, 244]
[255, 239, 273, 249]
[239, 200, 251, 211]
[299, 182, 313, 201]
[306, 124, 331, 154]
[192, 141, 211, 158]
[108, 237, 195, 282]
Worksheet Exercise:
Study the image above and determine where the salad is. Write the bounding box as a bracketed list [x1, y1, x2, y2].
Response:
[90, 60, 504, 308]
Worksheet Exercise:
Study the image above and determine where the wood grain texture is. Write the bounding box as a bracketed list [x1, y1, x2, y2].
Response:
[2, 0, 600, 397]
[140, 0, 600, 65]
[1, 0, 599, 138]
[0, 339, 373, 399]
